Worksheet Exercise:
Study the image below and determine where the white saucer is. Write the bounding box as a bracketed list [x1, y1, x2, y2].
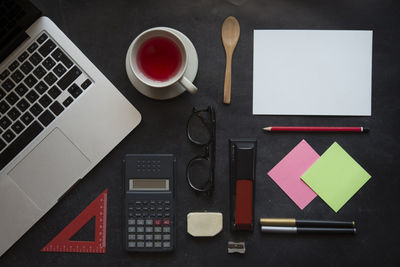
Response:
[125, 27, 198, 100]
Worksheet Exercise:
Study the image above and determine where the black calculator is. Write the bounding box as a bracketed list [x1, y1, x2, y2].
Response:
[122, 154, 176, 252]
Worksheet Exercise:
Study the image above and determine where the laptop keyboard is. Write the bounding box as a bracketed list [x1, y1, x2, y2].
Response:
[0, 32, 93, 170]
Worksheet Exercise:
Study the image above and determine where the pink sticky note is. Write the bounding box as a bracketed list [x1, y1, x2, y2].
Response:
[268, 140, 320, 209]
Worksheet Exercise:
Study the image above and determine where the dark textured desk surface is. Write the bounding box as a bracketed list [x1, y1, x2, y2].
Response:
[1, 0, 400, 266]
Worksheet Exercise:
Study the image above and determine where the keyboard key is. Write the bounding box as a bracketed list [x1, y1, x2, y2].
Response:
[11, 70, 24, 83]
[2, 130, 15, 143]
[24, 74, 38, 88]
[154, 227, 162, 233]
[2, 78, 15, 92]
[9, 60, 20, 72]
[38, 110, 55, 126]
[0, 101, 10, 114]
[17, 99, 29, 112]
[0, 117, 11, 129]
[137, 219, 144, 225]
[38, 95, 52, 108]
[63, 96, 74, 107]
[146, 219, 153, 225]
[57, 66, 81, 90]
[128, 234, 136, 240]
[7, 107, 21, 121]
[81, 79, 92, 89]
[145, 234, 153, 241]
[0, 121, 44, 170]
[38, 39, 56, 57]
[128, 226, 135, 233]
[34, 81, 48, 94]
[18, 52, 29, 62]
[128, 219, 136, 225]
[154, 234, 162, 240]
[163, 227, 170, 233]
[27, 42, 39, 53]
[0, 70, 10, 80]
[137, 234, 144, 240]
[128, 242, 136, 248]
[48, 86, 61, 99]
[21, 112, 34, 125]
[29, 103, 43, 116]
[163, 242, 170, 248]
[49, 101, 64, 115]
[37, 33, 48, 44]
[0, 89, 5, 100]
[26, 90, 39, 103]
[145, 242, 153, 248]
[6, 92, 19, 105]
[137, 242, 144, 248]
[137, 227, 144, 233]
[33, 66, 46, 79]
[11, 121, 25, 134]
[15, 84, 28, 97]
[42, 57, 56, 70]
[154, 241, 162, 248]
[145, 227, 153, 233]
[68, 84, 82, 98]
[29, 52, 43, 66]
[163, 234, 170, 241]
[20, 61, 34, 75]
[51, 48, 73, 68]
[44, 72, 57, 86]
[53, 63, 66, 77]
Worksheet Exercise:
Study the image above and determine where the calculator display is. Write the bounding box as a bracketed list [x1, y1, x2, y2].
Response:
[129, 179, 169, 191]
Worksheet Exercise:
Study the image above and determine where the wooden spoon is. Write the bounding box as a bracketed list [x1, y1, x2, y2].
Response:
[221, 16, 240, 104]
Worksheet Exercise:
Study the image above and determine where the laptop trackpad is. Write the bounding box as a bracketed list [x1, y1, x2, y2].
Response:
[8, 128, 91, 211]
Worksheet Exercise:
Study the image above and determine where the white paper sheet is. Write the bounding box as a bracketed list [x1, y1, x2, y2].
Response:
[253, 30, 372, 116]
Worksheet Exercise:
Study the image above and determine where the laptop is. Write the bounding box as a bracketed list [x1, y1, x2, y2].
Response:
[0, 0, 141, 256]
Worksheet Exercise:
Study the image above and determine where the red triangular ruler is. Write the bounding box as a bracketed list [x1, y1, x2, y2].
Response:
[41, 189, 108, 253]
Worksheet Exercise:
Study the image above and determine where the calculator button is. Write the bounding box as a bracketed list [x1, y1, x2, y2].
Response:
[154, 219, 162, 225]
[145, 234, 153, 241]
[128, 227, 135, 232]
[165, 213, 170, 217]
[137, 242, 144, 248]
[128, 207, 134, 211]
[142, 207, 148, 211]
[164, 200, 170, 205]
[137, 234, 144, 240]
[157, 201, 162, 205]
[142, 212, 149, 217]
[128, 234, 136, 240]
[128, 219, 136, 225]
[163, 227, 170, 233]
[154, 234, 162, 240]
[165, 207, 170, 211]
[163, 219, 170, 225]
[135, 207, 141, 211]
[143, 201, 148, 205]
[163, 242, 170, 248]
[150, 213, 156, 217]
[137, 227, 144, 233]
[157, 213, 163, 217]
[163, 234, 170, 241]
[135, 201, 141, 205]
[150, 207, 155, 211]
[150, 200, 155, 205]
[157, 207, 163, 211]
[154, 227, 162, 233]
[145, 242, 153, 248]
[145, 227, 153, 233]
[154, 242, 162, 248]
[146, 219, 153, 225]
[128, 242, 136, 248]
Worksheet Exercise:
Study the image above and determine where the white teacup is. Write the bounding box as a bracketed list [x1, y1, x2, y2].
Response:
[127, 27, 197, 94]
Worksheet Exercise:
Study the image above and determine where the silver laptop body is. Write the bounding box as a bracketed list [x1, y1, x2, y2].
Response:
[0, 15, 141, 256]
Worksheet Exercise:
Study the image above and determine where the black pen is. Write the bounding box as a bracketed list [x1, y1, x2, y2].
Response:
[261, 226, 356, 234]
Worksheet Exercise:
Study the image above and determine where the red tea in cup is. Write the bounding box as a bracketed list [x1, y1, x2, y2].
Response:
[137, 36, 182, 82]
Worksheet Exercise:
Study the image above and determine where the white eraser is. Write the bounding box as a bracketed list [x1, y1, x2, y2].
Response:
[187, 212, 223, 237]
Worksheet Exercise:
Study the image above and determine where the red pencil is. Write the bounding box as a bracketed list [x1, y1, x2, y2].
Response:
[263, 126, 369, 133]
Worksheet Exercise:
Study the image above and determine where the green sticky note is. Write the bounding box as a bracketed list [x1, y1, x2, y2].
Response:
[301, 142, 371, 212]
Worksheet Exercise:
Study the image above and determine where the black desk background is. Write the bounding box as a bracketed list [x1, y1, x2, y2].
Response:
[1, 0, 400, 266]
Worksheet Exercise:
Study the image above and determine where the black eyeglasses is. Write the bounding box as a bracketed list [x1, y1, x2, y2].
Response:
[186, 106, 216, 195]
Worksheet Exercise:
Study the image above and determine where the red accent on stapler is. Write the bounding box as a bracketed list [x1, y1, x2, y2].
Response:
[235, 180, 253, 230]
